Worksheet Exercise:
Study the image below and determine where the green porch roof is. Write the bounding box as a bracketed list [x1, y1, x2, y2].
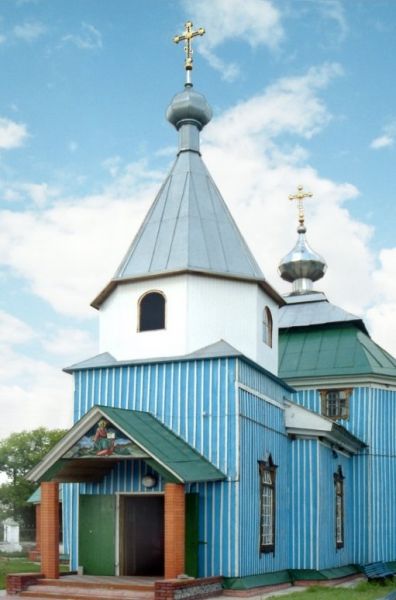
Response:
[279, 324, 396, 381]
[27, 486, 63, 504]
[99, 407, 225, 483]
[27, 406, 225, 485]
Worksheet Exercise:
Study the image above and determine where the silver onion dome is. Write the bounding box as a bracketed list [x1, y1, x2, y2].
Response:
[166, 84, 212, 131]
[279, 223, 327, 294]
[166, 84, 212, 155]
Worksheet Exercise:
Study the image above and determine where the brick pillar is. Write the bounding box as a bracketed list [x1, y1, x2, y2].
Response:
[36, 504, 41, 553]
[164, 483, 185, 579]
[40, 482, 59, 579]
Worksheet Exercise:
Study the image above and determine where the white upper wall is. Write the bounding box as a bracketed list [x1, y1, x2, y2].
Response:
[98, 273, 279, 375]
[186, 275, 278, 374]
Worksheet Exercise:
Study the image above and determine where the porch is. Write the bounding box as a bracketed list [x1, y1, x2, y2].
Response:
[5, 572, 224, 599]
[26, 406, 225, 581]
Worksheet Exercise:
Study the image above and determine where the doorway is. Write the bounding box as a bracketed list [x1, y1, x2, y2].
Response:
[119, 495, 164, 576]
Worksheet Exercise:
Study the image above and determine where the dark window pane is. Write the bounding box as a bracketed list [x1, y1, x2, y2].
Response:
[263, 307, 273, 347]
[139, 293, 165, 331]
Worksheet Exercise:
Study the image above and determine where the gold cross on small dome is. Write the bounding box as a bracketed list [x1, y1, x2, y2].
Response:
[173, 21, 205, 73]
[289, 185, 313, 226]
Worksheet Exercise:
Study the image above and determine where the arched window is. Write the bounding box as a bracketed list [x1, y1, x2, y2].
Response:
[263, 307, 273, 348]
[138, 291, 165, 332]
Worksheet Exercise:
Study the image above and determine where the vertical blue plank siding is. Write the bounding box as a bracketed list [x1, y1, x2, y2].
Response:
[289, 439, 319, 569]
[62, 483, 80, 571]
[351, 454, 368, 565]
[289, 441, 355, 570]
[291, 384, 396, 567]
[236, 364, 292, 576]
[238, 401, 289, 575]
[238, 359, 290, 404]
[74, 358, 237, 476]
[67, 357, 241, 577]
[64, 353, 396, 578]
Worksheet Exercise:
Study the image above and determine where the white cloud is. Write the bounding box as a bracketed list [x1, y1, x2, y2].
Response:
[365, 248, 396, 353]
[371, 135, 394, 150]
[206, 63, 343, 144]
[22, 182, 59, 207]
[13, 21, 46, 42]
[315, 0, 348, 42]
[0, 162, 162, 318]
[0, 310, 35, 346]
[0, 317, 70, 437]
[0, 117, 28, 149]
[42, 326, 96, 359]
[370, 121, 396, 150]
[202, 67, 374, 320]
[62, 23, 102, 50]
[372, 248, 396, 302]
[102, 156, 122, 178]
[0, 345, 72, 439]
[0, 181, 59, 207]
[182, 0, 284, 79]
[198, 50, 240, 83]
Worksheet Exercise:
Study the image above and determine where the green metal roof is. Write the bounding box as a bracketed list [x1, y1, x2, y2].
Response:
[28, 406, 225, 484]
[279, 324, 396, 380]
[99, 407, 225, 483]
[27, 486, 63, 504]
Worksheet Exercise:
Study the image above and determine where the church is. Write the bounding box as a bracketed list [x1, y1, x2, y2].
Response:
[26, 21, 396, 595]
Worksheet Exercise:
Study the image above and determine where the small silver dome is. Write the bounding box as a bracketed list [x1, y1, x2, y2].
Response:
[166, 84, 212, 131]
[279, 224, 327, 293]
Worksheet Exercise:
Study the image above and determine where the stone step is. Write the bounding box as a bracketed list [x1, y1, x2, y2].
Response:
[20, 584, 154, 600]
[36, 578, 155, 592]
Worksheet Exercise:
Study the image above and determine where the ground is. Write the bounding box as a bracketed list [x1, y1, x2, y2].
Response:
[265, 580, 396, 599]
[0, 556, 68, 589]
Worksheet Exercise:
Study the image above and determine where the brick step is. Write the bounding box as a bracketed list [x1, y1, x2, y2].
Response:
[36, 578, 155, 592]
[20, 584, 154, 600]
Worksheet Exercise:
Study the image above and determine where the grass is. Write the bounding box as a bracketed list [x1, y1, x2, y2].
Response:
[0, 556, 69, 589]
[267, 580, 396, 600]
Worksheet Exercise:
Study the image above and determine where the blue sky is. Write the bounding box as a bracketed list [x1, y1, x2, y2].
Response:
[0, 0, 395, 438]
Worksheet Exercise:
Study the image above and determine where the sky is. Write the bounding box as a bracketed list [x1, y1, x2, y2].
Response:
[0, 0, 395, 440]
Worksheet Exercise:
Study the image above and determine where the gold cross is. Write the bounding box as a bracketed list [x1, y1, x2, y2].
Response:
[288, 185, 313, 226]
[173, 21, 205, 72]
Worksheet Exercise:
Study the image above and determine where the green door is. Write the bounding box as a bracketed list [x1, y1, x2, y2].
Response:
[79, 495, 116, 575]
[185, 493, 199, 577]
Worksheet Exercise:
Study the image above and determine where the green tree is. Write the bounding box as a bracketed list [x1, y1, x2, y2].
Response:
[0, 428, 66, 527]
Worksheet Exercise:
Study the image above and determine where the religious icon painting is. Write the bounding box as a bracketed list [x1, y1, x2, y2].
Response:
[63, 419, 149, 459]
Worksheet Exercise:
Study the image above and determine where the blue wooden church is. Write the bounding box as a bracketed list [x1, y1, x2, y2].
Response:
[28, 22, 396, 593]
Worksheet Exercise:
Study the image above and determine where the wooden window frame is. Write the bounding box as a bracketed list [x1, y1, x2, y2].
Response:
[334, 465, 345, 549]
[263, 306, 273, 348]
[258, 454, 277, 554]
[320, 389, 352, 420]
[138, 290, 166, 332]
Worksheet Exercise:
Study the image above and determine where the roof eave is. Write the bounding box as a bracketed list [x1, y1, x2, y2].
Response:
[91, 269, 285, 309]
[239, 356, 295, 394]
[282, 373, 396, 388]
[279, 319, 369, 336]
[284, 400, 366, 453]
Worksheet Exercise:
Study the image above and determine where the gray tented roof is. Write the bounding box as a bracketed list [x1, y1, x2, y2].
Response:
[92, 149, 282, 308]
[92, 84, 284, 309]
[279, 293, 368, 334]
[114, 151, 264, 281]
